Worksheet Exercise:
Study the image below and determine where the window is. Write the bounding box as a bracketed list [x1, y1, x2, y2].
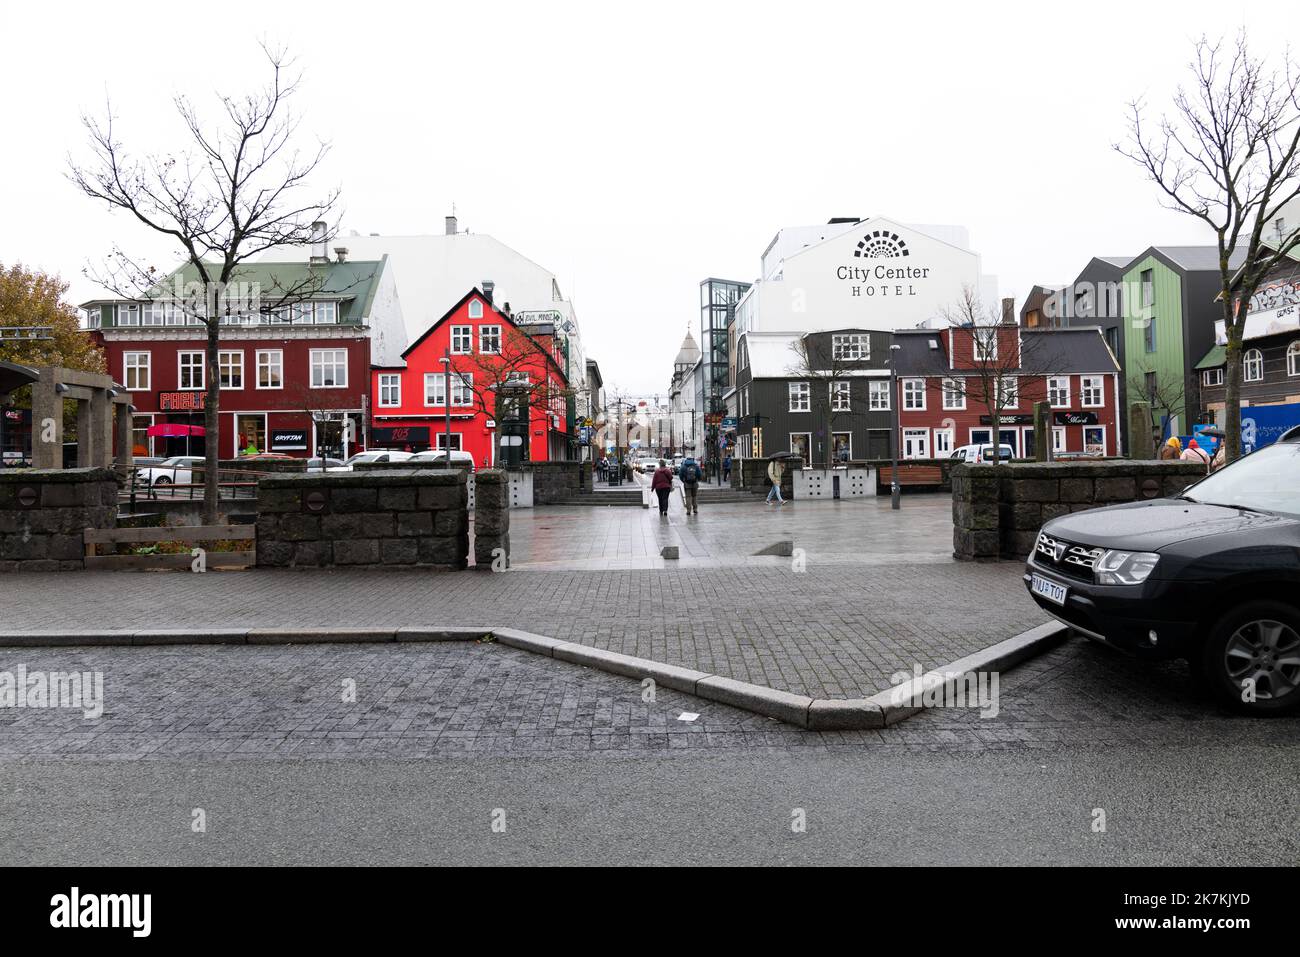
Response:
[999, 377, 1018, 408]
[378, 373, 401, 408]
[933, 429, 954, 456]
[869, 379, 890, 411]
[1140, 268, 1154, 308]
[1244, 348, 1264, 383]
[1083, 426, 1106, 455]
[1144, 371, 1158, 401]
[1203, 367, 1224, 387]
[435, 432, 463, 450]
[479, 325, 501, 355]
[973, 330, 996, 361]
[832, 334, 869, 361]
[257, 350, 283, 389]
[468, 299, 484, 319]
[85, 306, 101, 329]
[141, 302, 165, 326]
[1048, 376, 1070, 407]
[451, 372, 474, 407]
[178, 352, 204, 390]
[292, 302, 313, 324]
[903, 378, 926, 410]
[117, 304, 139, 326]
[830, 380, 851, 412]
[1144, 317, 1157, 353]
[424, 373, 446, 407]
[123, 352, 150, 391]
[788, 381, 810, 412]
[1081, 375, 1103, 408]
[450, 326, 473, 354]
[789, 432, 811, 461]
[1289, 341, 1300, 377]
[310, 349, 348, 388]
[314, 301, 337, 324]
[218, 350, 243, 390]
[942, 378, 964, 411]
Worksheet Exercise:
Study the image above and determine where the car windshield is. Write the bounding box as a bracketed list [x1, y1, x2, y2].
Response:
[159, 457, 186, 467]
[344, 453, 378, 465]
[1182, 442, 1300, 516]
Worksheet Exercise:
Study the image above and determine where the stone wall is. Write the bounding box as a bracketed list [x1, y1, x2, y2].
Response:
[472, 469, 510, 570]
[255, 470, 468, 569]
[951, 460, 1207, 561]
[0, 468, 120, 571]
[525, 461, 584, 503]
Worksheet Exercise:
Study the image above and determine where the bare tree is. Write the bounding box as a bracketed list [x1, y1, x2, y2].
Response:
[785, 333, 871, 469]
[1117, 33, 1300, 463]
[452, 324, 574, 466]
[1127, 359, 1189, 456]
[941, 288, 1066, 463]
[69, 45, 339, 522]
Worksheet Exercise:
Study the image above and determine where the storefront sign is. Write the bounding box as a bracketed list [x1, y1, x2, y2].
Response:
[1053, 411, 1098, 426]
[979, 414, 1035, 426]
[372, 426, 430, 446]
[270, 429, 308, 452]
[158, 391, 205, 412]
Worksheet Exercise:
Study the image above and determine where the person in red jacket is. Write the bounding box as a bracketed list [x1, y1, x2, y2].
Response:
[650, 459, 674, 516]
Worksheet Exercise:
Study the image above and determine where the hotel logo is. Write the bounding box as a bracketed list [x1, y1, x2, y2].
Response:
[853, 231, 910, 258]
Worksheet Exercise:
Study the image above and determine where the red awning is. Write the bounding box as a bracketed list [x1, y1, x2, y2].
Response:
[146, 424, 206, 438]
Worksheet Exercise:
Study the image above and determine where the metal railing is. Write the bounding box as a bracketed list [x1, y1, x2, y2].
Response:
[123, 464, 264, 510]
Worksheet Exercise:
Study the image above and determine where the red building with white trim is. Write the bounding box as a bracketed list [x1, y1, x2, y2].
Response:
[893, 325, 1121, 458]
[371, 288, 570, 466]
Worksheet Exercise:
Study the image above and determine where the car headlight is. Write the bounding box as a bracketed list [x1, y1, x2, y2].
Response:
[1094, 550, 1160, 585]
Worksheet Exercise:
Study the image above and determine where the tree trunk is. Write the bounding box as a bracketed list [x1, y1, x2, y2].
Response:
[202, 320, 221, 525]
[1223, 321, 1243, 463]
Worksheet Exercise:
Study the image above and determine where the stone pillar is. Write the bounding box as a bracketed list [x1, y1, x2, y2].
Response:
[950, 464, 1000, 561]
[473, 469, 510, 570]
[114, 403, 134, 470]
[1033, 401, 1050, 462]
[29, 370, 61, 469]
[1129, 401, 1153, 460]
[0, 468, 119, 571]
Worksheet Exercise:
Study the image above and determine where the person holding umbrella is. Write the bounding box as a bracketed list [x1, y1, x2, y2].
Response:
[766, 452, 789, 506]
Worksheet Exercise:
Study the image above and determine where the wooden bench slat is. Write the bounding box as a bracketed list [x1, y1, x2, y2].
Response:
[84, 524, 255, 545]
[84, 549, 255, 571]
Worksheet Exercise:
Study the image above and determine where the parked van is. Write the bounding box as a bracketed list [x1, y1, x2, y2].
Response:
[950, 444, 1014, 464]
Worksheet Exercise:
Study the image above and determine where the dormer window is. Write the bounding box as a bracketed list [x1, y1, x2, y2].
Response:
[468, 299, 484, 319]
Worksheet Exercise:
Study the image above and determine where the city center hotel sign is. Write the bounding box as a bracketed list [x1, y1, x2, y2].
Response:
[766, 217, 985, 332]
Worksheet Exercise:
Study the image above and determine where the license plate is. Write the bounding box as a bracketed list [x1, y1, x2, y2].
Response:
[1031, 574, 1068, 606]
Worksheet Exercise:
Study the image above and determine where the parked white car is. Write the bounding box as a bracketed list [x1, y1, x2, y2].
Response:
[408, 449, 476, 469]
[950, 444, 1015, 464]
[327, 450, 414, 472]
[136, 455, 204, 488]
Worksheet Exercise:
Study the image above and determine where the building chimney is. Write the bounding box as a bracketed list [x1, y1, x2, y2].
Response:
[482, 280, 495, 305]
[445, 215, 458, 236]
[334, 247, 349, 263]
[1001, 297, 1015, 324]
[309, 221, 328, 264]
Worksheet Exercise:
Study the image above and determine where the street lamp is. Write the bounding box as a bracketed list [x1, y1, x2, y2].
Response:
[889, 342, 902, 510]
[438, 351, 452, 470]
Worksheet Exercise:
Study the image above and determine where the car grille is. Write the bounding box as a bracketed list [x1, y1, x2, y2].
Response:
[1035, 532, 1103, 581]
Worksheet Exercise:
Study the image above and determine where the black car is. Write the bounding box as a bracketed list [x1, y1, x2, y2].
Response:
[1024, 428, 1300, 715]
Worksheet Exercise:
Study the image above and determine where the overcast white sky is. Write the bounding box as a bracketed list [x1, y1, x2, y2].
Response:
[0, 0, 1287, 394]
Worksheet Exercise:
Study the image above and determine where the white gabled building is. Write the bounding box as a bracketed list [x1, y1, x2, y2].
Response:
[734, 216, 999, 338]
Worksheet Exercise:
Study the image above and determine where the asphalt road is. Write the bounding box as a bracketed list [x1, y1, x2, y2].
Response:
[4, 745, 1295, 866]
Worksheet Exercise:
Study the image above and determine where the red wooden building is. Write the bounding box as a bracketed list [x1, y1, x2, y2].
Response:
[371, 288, 570, 466]
[892, 325, 1121, 458]
[84, 256, 404, 460]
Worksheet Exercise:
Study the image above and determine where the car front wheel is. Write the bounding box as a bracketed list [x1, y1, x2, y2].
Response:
[1199, 600, 1300, 715]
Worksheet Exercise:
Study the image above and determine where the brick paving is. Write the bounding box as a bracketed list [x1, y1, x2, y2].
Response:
[1, 636, 1292, 763]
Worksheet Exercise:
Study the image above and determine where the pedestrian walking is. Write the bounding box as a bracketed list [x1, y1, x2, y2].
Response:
[766, 458, 785, 506]
[680, 454, 702, 514]
[722, 453, 732, 483]
[651, 458, 674, 516]
[1159, 436, 1182, 460]
[1180, 439, 1211, 473]
[1211, 440, 1227, 472]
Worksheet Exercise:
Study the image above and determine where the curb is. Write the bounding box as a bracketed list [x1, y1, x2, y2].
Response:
[0, 621, 1069, 730]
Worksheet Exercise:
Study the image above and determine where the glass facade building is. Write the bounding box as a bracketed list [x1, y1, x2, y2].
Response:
[697, 278, 751, 468]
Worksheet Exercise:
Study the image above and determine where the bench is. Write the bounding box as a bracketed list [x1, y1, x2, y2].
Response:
[876, 464, 945, 494]
[84, 524, 256, 570]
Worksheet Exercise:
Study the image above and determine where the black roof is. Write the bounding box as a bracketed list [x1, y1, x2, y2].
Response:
[892, 327, 1118, 376]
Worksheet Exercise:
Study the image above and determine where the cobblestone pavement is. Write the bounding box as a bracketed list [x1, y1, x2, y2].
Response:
[0, 562, 1043, 699]
[508, 493, 956, 569]
[1, 635, 1294, 763]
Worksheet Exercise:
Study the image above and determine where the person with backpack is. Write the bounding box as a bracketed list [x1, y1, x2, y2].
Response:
[680, 454, 702, 515]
